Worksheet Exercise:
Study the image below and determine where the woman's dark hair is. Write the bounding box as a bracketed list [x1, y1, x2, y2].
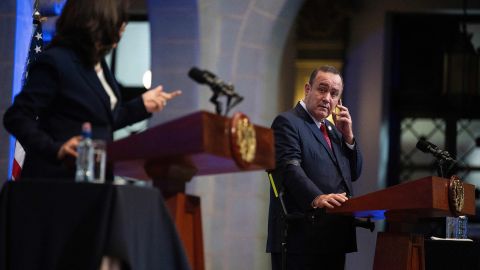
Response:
[50, 0, 130, 66]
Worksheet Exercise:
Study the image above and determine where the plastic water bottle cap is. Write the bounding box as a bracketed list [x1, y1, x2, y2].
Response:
[82, 122, 92, 133]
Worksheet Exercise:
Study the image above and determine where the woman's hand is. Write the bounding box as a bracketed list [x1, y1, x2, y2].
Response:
[57, 136, 82, 160]
[142, 85, 182, 113]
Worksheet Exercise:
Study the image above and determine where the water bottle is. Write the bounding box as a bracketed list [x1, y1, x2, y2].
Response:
[75, 122, 94, 182]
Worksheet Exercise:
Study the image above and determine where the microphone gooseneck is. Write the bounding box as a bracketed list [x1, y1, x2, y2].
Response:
[187, 66, 244, 116]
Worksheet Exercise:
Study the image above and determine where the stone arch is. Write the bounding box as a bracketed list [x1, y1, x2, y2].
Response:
[146, 0, 304, 268]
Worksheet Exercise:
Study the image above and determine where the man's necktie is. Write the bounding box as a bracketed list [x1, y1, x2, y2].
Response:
[320, 123, 332, 150]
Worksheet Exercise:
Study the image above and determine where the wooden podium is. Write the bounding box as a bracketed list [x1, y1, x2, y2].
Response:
[107, 111, 274, 270]
[327, 176, 476, 270]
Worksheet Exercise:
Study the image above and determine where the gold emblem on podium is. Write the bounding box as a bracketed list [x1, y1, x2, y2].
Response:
[230, 112, 256, 168]
[448, 175, 465, 216]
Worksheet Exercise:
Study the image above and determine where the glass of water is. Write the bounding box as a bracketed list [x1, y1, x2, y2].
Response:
[92, 139, 106, 183]
[446, 216, 468, 239]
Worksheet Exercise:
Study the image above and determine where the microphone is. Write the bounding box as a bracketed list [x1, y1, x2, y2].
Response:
[188, 67, 244, 115]
[188, 67, 235, 96]
[416, 139, 455, 162]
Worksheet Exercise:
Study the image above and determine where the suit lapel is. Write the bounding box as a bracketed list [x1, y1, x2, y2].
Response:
[74, 59, 114, 121]
[294, 104, 352, 194]
[325, 120, 353, 194]
[295, 104, 337, 163]
[100, 60, 120, 105]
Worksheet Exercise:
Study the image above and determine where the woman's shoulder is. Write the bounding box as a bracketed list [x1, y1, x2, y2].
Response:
[32, 46, 81, 72]
[41, 46, 77, 60]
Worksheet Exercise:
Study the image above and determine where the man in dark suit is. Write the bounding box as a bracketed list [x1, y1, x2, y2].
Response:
[267, 66, 362, 270]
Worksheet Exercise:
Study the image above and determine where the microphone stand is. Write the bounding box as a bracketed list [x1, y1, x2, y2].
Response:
[436, 157, 458, 179]
[267, 171, 374, 270]
[209, 92, 222, 115]
[208, 84, 243, 116]
[433, 151, 466, 239]
[277, 191, 303, 270]
[437, 159, 446, 178]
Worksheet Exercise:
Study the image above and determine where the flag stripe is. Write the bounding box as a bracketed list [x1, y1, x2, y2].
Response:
[12, 14, 43, 181]
[12, 160, 22, 181]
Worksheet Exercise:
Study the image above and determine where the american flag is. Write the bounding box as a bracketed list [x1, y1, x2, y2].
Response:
[11, 13, 44, 181]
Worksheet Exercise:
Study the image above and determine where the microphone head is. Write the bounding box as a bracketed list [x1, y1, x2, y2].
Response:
[188, 67, 208, 84]
[416, 139, 436, 153]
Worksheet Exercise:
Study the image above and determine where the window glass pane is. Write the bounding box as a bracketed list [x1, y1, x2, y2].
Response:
[400, 118, 445, 164]
[400, 118, 445, 181]
[400, 170, 433, 183]
[457, 119, 480, 165]
[113, 22, 151, 87]
[457, 119, 480, 185]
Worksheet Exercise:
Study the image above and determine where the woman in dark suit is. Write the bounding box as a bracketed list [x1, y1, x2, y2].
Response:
[3, 0, 181, 180]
